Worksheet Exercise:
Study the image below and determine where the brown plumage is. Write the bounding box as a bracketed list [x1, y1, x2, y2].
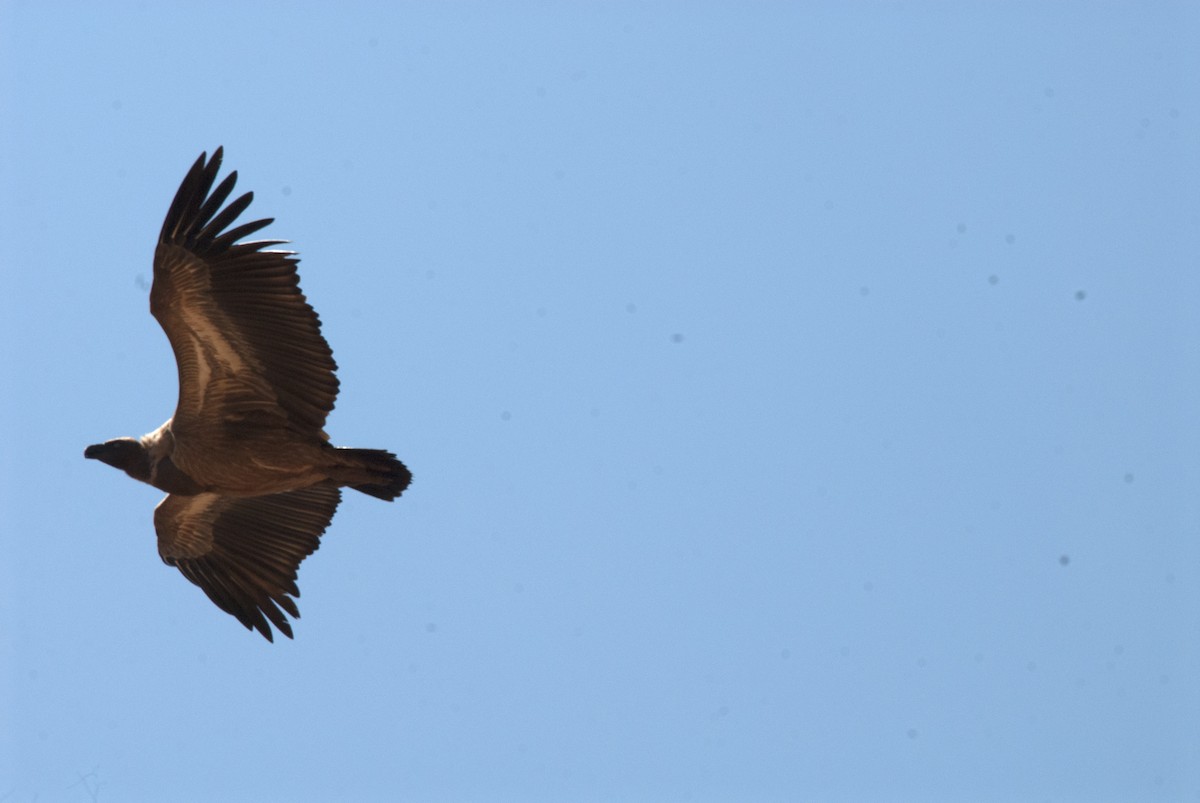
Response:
[85, 148, 411, 641]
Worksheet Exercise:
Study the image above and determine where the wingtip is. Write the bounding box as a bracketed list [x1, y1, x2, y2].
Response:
[195, 146, 224, 173]
[251, 619, 279, 643]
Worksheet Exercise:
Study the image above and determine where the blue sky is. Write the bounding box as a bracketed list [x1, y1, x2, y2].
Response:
[2, 3, 1198, 801]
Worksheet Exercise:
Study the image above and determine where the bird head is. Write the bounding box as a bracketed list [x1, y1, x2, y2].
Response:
[84, 438, 152, 482]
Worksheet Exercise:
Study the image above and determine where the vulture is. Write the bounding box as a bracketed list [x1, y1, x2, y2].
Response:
[84, 148, 412, 641]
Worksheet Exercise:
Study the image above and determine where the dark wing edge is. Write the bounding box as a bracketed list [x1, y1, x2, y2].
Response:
[155, 485, 343, 641]
[151, 148, 340, 434]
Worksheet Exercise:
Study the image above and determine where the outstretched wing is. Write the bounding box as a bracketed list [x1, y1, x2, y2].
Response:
[154, 485, 343, 641]
[151, 147, 338, 438]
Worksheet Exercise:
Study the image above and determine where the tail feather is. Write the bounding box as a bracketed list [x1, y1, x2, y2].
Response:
[333, 448, 412, 501]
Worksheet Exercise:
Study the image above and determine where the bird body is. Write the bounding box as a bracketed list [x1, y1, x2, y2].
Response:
[85, 148, 411, 641]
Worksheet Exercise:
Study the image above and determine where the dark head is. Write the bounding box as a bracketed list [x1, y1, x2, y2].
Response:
[84, 438, 152, 482]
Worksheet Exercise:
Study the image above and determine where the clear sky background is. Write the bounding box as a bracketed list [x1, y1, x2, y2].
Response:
[1, 3, 1198, 801]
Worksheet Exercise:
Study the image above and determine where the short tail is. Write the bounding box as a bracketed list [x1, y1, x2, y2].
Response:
[332, 448, 412, 501]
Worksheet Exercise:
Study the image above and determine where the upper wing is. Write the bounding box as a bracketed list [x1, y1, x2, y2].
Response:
[154, 485, 343, 641]
[151, 148, 339, 437]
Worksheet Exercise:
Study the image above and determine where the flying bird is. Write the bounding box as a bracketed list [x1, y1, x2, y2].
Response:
[85, 148, 412, 641]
